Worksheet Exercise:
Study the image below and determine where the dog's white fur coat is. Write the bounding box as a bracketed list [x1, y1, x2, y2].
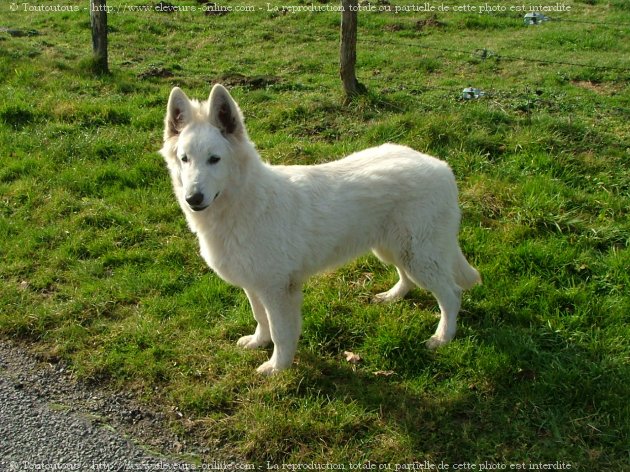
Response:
[160, 84, 480, 375]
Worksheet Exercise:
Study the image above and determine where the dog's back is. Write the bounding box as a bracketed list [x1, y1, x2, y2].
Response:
[265, 143, 460, 276]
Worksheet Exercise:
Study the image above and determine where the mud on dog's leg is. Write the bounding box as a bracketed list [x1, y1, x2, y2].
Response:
[237, 289, 272, 349]
[255, 288, 303, 375]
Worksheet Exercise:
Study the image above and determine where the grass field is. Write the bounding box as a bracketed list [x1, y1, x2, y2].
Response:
[1, 0, 629, 468]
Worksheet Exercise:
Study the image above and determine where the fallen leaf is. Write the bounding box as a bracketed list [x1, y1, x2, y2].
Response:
[344, 351, 362, 364]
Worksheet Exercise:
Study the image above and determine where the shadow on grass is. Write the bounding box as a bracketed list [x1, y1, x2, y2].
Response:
[290, 310, 629, 466]
[293, 353, 500, 463]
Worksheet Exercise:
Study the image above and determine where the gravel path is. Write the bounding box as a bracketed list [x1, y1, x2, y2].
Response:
[0, 340, 196, 471]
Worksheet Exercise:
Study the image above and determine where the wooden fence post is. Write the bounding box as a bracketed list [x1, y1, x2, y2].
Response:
[340, 0, 365, 100]
[90, 0, 109, 74]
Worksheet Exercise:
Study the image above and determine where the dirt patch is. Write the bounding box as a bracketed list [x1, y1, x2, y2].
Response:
[0, 27, 40, 37]
[415, 15, 445, 30]
[384, 24, 405, 32]
[215, 73, 280, 89]
[138, 67, 175, 79]
[572, 80, 623, 95]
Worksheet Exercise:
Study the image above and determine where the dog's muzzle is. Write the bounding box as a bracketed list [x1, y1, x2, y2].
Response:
[186, 191, 207, 211]
[185, 191, 220, 211]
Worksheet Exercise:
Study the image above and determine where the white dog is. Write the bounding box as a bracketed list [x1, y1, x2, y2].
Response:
[160, 84, 481, 375]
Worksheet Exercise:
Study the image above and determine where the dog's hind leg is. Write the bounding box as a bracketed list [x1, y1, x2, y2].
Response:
[425, 284, 461, 349]
[373, 266, 414, 303]
[255, 286, 303, 375]
[237, 289, 272, 349]
[404, 254, 463, 349]
[372, 247, 414, 303]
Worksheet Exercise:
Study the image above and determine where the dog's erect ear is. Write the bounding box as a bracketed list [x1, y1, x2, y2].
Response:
[165, 87, 192, 139]
[208, 84, 244, 137]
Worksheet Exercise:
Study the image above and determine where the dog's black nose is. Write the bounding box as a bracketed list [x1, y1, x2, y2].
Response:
[186, 192, 205, 207]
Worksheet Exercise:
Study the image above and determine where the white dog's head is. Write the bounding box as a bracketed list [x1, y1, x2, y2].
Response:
[160, 84, 247, 212]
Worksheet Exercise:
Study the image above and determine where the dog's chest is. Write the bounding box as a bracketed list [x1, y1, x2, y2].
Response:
[197, 233, 251, 288]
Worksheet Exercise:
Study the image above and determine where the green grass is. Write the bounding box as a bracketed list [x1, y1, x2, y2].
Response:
[1, 0, 629, 468]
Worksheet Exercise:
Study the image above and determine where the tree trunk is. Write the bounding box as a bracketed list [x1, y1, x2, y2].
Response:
[90, 0, 109, 74]
[340, 0, 364, 100]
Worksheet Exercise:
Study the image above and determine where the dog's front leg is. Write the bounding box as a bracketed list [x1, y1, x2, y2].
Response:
[255, 287, 303, 375]
[237, 289, 272, 349]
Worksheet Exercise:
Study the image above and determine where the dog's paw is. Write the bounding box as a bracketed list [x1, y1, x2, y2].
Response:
[237, 334, 269, 350]
[373, 291, 402, 304]
[426, 335, 450, 350]
[256, 360, 283, 376]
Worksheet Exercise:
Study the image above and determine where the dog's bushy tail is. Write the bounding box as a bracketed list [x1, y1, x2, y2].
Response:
[454, 246, 481, 290]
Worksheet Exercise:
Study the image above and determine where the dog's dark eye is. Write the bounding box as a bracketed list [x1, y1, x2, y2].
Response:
[181, 155, 189, 163]
[208, 155, 221, 165]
